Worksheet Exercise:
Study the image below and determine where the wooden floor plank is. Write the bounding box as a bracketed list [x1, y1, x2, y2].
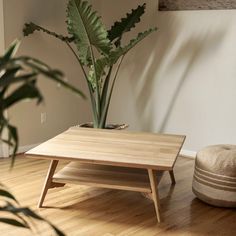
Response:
[0, 156, 235, 236]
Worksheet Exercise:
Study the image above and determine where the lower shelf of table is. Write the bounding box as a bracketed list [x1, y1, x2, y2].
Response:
[53, 162, 164, 193]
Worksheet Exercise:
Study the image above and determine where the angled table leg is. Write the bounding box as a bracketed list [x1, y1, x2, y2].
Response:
[148, 169, 161, 223]
[169, 170, 176, 185]
[38, 160, 65, 208]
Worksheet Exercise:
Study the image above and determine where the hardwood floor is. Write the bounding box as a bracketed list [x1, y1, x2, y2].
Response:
[0, 156, 235, 236]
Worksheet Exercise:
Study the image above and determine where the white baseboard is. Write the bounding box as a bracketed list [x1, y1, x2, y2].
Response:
[17, 143, 40, 154]
[0, 143, 39, 158]
[180, 149, 197, 159]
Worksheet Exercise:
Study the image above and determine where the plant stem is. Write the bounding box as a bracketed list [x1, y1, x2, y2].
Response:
[100, 66, 113, 112]
[99, 55, 125, 128]
[65, 41, 87, 78]
[89, 45, 100, 127]
[65, 41, 98, 126]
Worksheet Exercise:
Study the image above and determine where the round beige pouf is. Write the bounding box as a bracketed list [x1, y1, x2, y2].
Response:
[192, 145, 236, 207]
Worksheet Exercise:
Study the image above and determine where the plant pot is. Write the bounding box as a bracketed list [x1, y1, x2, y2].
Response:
[79, 122, 129, 130]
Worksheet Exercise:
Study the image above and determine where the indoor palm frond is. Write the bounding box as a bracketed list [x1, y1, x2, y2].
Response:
[0, 40, 86, 235]
[0, 40, 85, 165]
[0, 184, 64, 236]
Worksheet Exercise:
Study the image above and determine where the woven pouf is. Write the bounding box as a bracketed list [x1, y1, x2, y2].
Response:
[192, 145, 236, 207]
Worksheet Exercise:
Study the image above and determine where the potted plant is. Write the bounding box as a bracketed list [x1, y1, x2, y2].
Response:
[23, 0, 157, 129]
[0, 40, 84, 235]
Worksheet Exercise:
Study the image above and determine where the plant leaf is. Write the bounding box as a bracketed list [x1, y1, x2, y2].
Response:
[110, 27, 157, 65]
[108, 4, 146, 47]
[67, 0, 111, 65]
[88, 58, 108, 90]
[23, 22, 74, 42]
[0, 40, 20, 66]
[0, 204, 65, 236]
[98, 28, 156, 127]
[7, 124, 18, 165]
[99, 28, 156, 127]
[0, 218, 29, 228]
[3, 80, 43, 109]
[7, 206, 65, 236]
[0, 189, 19, 204]
[22, 58, 86, 99]
[0, 72, 37, 88]
[100, 66, 112, 121]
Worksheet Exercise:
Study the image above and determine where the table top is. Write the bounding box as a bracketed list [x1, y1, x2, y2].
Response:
[25, 127, 186, 170]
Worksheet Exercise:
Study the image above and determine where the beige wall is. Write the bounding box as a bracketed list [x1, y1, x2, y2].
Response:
[3, 0, 95, 146]
[100, 1, 236, 152]
[3, 0, 236, 152]
[0, 0, 8, 157]
[0, 0, 4, 53]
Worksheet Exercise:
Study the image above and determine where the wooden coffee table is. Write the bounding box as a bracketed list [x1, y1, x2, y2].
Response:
[25, 127, 185, 222]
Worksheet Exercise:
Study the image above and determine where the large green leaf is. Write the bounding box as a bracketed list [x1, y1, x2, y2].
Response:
[88, 58, 108, 91]
[109, 27, 157, 65]
[108, 4, 146, 47]
[99, 28, 157, 127]
[23, 22, 74, 42]
[94, 28, 157, 72]
[67, 0, 111, 65]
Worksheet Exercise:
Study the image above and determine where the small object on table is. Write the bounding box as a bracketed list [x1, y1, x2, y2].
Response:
[25, 127, 186, 222]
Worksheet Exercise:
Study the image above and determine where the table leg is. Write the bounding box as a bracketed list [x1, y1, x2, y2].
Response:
[38, 160, 64, 208]
[169, 170, 176, 185]
[148, 169, 161, 223]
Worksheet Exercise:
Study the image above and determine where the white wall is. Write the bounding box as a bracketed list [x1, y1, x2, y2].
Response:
[100, 1, 236, 152]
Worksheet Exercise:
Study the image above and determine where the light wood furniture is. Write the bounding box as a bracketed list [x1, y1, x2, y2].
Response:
[25, 127, 185, 222]
[4, 157, 234, 236]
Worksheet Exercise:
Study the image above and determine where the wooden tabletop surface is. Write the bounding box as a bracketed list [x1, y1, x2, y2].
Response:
[25, 127, 186, 170]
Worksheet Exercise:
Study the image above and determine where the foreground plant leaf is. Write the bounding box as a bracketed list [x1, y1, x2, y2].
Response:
[0, 189, 19, 204]
[0, 202, 65, 235]
[0, 40, 85, 235]
[0, 218, 29, 228]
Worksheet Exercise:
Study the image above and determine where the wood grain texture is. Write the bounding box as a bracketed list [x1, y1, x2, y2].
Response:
[148, 169, 161, 222]
[38, 160, 65, 208]
[25, 127, 186, 170]
[0, 158, 236, 236]
[53, 162, 155, 193]
[0, 156, 236, 235]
